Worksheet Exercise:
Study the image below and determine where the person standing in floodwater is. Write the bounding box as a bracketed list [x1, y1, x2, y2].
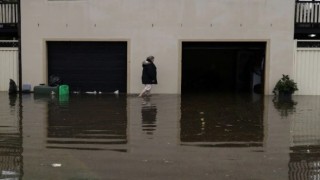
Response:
[138, 56, 157, 97]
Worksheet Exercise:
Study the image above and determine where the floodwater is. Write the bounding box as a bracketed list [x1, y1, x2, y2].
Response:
[0, 92, 319, 180]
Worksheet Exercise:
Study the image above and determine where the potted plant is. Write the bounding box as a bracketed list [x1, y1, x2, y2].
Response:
[273, 74, 298, 99]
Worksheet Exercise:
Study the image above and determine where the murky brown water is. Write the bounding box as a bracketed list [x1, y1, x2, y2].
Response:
[0, 92, 319, 180]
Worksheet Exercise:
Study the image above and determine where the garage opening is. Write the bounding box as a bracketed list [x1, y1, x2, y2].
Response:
[182, 42, 266, 94]
[47, 41, 127, 93]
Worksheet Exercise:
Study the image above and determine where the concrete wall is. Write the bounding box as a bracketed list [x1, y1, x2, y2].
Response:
[21, 0, 295, 94]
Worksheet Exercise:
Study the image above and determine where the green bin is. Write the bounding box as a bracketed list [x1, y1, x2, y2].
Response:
[59, 85, 69, 95]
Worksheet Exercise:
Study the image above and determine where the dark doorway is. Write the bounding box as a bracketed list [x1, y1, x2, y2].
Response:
[182, 42, 266, 94]
[47, 41, 127, 93]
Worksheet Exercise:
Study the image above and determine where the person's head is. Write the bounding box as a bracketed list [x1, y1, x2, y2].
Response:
[146, 56, 154, 62]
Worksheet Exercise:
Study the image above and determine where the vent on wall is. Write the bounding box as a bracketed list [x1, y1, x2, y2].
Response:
[297, 41, 320, 48]
[0, 40, 18, 47]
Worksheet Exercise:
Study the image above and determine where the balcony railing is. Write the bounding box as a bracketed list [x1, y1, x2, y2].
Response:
[0, 2, 18, 30]
[295, 1, 320, 28]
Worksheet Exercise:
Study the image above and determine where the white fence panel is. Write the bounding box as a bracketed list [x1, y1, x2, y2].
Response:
[0, 47, 18, 92]
[294, 41, 320, 95]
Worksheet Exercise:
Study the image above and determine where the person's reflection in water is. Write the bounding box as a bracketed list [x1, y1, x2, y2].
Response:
[141, 97, 157, 137]
[9, 94, 17, 107]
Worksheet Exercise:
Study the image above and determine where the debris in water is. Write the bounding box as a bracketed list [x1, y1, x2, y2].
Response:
[163, 159, 173, 164]
[85, 91, 97, 95]
[51, 163, 62, 167]
[2, 170, 17, 175]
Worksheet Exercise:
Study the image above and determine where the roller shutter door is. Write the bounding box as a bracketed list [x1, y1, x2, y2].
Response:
[47, 41, 127, 93]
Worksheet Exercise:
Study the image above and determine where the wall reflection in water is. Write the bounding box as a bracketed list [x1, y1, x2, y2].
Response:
[46, 94, 128, 152]
[180, 94, 264, 147]
[141, 97, 157, 137]
[289, 146, 320, 180]
[289, 96, 320, 180]
[0, 94, 23, 179]
[4, 92, 320, 179]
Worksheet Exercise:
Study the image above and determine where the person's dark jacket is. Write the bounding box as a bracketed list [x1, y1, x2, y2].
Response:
[142, 60, 157, 84]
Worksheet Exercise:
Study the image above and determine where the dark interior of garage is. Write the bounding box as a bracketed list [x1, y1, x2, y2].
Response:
[182, 42, 266, 94]
[47, 41, 127, 93]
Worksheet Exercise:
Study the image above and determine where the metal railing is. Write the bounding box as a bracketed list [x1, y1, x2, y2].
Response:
[296, 1, 320, 24]
[0, 2, 18, 24]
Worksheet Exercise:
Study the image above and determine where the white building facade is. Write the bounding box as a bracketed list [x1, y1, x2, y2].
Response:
[21, 0, 295, 95]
